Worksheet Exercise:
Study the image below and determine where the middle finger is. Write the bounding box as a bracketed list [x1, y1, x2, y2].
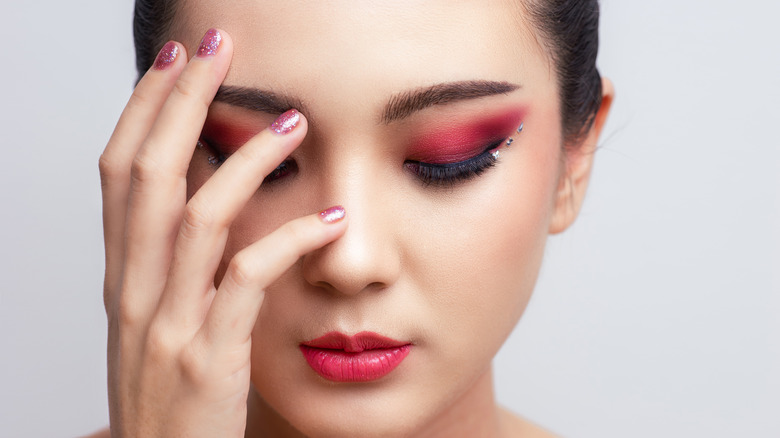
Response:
[122, 28, 233, 320]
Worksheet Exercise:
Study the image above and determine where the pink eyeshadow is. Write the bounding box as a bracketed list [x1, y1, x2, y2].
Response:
[201, 120, 261, 154]
[408, 107, 526, 163]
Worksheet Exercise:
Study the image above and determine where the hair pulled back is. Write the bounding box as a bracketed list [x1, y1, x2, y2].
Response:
[133, 0, 602, 146]
[133, 0, 179, 78]
[524, 0, 603, 146]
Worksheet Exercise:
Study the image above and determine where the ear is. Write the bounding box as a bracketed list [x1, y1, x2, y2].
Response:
[549, 77, 614, 234]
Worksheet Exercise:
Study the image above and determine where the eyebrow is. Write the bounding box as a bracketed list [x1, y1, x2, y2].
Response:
[213, 86, 310, 116]
[213, 80, 520, 124]
[381, 80, 520, 124]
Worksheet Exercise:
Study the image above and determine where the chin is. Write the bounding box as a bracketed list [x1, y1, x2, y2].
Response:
[251, 367, 452, 438]
[294, 410, 426, 438]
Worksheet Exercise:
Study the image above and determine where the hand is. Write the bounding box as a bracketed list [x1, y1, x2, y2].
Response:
[98, 28, 346, 438]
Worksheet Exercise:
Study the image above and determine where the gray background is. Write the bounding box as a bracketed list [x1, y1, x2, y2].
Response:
[1, 1, 778, 437]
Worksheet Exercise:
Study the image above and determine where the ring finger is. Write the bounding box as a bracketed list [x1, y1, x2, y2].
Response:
[100, 41, 187, 309]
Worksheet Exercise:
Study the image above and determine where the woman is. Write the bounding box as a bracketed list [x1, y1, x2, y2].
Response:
[94, 0, 613, 436]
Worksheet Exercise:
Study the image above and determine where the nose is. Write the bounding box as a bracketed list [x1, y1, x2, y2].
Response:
[301, 162, 401, 296]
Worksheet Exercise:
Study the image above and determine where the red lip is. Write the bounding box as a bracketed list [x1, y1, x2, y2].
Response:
[300, 332, 411, 382]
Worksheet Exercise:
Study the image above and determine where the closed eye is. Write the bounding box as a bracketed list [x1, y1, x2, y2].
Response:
[197, 137, 297, 185]
[404, 139, 504, 186]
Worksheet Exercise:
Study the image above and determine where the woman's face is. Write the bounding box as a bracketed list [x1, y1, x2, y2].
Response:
[180, 1, 575, 436]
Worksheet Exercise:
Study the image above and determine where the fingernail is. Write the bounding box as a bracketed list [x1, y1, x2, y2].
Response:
[319, 206, 346, 224]
[269, 109, 300, 135]
[197, 28, 222, 57]
[153, 41, 179, 70]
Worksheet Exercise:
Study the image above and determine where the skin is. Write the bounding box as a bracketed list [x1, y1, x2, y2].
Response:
[97, 1, 613, 437]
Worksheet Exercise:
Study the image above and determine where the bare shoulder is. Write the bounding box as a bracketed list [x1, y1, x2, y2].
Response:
[500, 408, 560, 438]
[81, 428, 110, 438]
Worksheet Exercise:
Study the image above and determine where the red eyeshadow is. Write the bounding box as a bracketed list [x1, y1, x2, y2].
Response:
[408, 107, 526, 164]
[201, 119, 263, 155]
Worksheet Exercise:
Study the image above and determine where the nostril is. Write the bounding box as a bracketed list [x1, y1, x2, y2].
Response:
[305, 278, 389, 296]
[365, 282, 387, 292]
[311, 280, 334, 291]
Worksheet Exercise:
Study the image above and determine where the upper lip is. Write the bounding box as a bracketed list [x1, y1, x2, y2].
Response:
[301, 331, 409, 353]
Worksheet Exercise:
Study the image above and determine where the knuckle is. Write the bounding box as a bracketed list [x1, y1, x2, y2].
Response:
[115, 280, 150, 332]
[226, 252, 259, 288]
[181, 201, 218, 238]
[103, 280, 118, 317]
[126, 88, 151, 112]
[98, 152, 126, 188]
[172, 76, 196, 98]
[103, 289, 112, 315]
[117, 296, 143, 330]
[172, 75, 210, 110]
[179, 344, 209, 386]
[130, 153, 162, 185]
[145, 322, 179, 360]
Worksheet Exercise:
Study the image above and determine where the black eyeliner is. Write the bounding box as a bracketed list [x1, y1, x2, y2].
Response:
[405, 139, 505, 186]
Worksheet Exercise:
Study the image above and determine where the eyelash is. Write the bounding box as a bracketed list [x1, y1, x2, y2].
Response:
[404, 139, 504, 186]
[197, 139, 226, 166]
[199, 138, 504, 187]
[197, 139, 296, 185]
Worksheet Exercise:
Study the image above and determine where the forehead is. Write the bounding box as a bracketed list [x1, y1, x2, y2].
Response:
[175, 0, 551, 112]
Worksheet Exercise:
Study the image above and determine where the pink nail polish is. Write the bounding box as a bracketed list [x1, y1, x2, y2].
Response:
[319, 206, 346, 224]
[270, 109, 300, 135]
[196, 28, 222, 57]
[153, 41, 179, 70]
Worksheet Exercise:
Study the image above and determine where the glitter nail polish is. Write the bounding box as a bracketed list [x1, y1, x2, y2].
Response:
[270, 109, 300, 135]
[153, 42, 179, 70]
[319, 206, 346, 224]
[196, 29, 222, 57]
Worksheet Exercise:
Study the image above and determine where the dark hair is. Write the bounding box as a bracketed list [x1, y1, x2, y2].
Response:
[524, 0, 603, 147]
[133, 0, 179, 79]
[133, 0, 602, 146]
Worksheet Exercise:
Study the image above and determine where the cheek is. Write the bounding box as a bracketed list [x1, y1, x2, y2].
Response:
[411, 115, 563, 370]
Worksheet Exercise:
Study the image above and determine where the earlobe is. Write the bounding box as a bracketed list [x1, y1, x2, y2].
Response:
[549, 77, 615, 234]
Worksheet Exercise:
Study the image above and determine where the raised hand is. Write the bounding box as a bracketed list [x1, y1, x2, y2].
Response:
[98, 28, 347, 438]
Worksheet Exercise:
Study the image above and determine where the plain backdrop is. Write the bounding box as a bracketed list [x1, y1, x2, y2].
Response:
[1, 1, 778, 437]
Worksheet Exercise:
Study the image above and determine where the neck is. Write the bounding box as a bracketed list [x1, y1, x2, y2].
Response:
[245, 367, 504, 438]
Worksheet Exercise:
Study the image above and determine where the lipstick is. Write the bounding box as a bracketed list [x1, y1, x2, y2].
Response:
[300, 332, 411, 382]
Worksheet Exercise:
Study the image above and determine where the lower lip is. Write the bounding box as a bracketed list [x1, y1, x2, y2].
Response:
[300, 345, 411, 382]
